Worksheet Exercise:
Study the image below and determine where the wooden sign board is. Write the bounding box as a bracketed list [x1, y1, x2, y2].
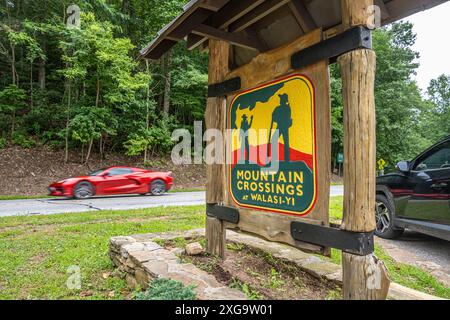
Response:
[223, 29, 331, 254]
[229, 74, 318, 216]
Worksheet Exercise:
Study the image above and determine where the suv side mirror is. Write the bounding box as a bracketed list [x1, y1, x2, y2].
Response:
[396, 161, 410, 173]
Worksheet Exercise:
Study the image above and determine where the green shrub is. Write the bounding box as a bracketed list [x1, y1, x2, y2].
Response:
[135, 278, 197, 300]
[0, 137, 7, 149]
[12, 133, 36, 149]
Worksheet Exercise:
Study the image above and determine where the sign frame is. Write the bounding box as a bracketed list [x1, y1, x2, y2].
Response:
[227, 73, 319, 217]
[220, 29, 332, 254]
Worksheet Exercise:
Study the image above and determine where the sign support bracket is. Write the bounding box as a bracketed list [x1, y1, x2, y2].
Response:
[291, 221, 374, 256]
[291, 26, 372, 70]
[207, 204, 240, 224]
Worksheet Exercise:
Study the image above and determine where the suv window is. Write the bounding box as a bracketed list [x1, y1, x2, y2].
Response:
[414, 142, 450, 171]
[107, 168, 133, 176]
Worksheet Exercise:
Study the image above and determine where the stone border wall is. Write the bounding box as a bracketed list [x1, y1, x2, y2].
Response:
[109, 229, 444, 300]
[109, 229, 246, 300]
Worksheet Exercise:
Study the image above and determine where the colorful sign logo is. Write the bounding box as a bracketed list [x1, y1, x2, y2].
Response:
[229, 74, 317, 216]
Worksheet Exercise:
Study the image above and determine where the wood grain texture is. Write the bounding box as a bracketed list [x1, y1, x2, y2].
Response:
[341, 0, 373, 29]
[205, 39, 229, 204]
[338, 27, 389, 298]
[205, 39, 229, 259]
[226, 29, 322, 88]
[224, 30, 331, 254]
[205, 216, 226, 257]
[342, 252, 390, 300]
[339, 49, 376, 233]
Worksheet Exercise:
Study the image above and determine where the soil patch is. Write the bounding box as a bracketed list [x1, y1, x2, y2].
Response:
[169, 241, 341, 300]
[0, 146, 206, 196]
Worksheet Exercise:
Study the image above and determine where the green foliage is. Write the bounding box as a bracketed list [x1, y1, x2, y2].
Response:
[12, 132, 36, 148]
[135, 278, 197, 300]
[230, 279, 261, 300]
[124, 115, 176, 156]
[0, 1, 448, 169]
[330, 22, 440, 169]
[0, 137, 7, 149]
[424, 74, 450, 142]
[268, 268, 284, 289]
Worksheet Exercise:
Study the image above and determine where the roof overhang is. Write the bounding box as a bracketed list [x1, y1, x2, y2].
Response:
[140, 0, 449, 67]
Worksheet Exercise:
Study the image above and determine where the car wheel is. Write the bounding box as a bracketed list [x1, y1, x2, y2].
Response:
[73, 182, 95, 199]
[375, 194, 404, 239]
[150, 179, 166, 196]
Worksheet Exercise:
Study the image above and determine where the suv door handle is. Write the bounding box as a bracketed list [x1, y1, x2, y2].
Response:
[431, 182, 448, 190]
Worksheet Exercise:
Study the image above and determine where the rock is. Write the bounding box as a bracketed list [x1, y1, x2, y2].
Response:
[186, 242, 204, 256]
[135, 268, 151, 289]
[126, 274, 138, 289]
[171, 247, 186, 256]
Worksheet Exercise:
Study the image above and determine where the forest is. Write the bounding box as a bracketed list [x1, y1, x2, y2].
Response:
[1, 0, 449, 169]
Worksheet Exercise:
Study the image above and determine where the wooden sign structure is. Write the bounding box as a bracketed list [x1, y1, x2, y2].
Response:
[141, 0, 448, 300]
[220, 29, 331, 255]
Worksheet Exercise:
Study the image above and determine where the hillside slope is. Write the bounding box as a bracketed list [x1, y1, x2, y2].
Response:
[0, 146, 206, 196]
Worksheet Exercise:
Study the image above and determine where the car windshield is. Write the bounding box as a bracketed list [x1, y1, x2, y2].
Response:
[89, 168, 107, 176]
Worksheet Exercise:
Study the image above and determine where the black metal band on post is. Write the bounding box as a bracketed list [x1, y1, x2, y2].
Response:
[207, 77, 241, 97]
[291, 26, 372, 70]
[291, 221, 374, 256]
[206, 203, 240, 224]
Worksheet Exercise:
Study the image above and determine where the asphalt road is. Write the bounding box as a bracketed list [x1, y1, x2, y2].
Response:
[377, 231, 450, 286]
[0, 186, 344, 217]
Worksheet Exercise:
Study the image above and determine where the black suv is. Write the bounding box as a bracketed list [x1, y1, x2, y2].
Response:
[376, 137, 450, 241]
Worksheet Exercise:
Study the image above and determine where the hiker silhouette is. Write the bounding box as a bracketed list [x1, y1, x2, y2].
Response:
[239, 114, 253, 163]
[269, 93, 293, 162]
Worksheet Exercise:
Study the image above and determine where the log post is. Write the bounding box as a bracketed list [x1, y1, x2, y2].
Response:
[205, 39, 229, 258]
[338, 0, 390, 300]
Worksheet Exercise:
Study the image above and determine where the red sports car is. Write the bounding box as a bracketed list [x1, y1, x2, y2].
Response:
[48, 166, 173, 199]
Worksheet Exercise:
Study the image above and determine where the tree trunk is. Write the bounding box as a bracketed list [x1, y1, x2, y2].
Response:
[122, 0, 131, 35]
[38, 58, 45, 90]
[85, 139, 94, 164]
[65, 83, 71, 163]
[30, 61, 33, 107]
[95, 77, 100, 107]
[144, 59, 151, 163]
[163, 50, 172, 114]
[11, 43, 16, 85]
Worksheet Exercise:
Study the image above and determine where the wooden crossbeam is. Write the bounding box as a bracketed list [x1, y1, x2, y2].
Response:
[374, 0, 390, 20]
[228, 0, 292, 33]
[199, 0, 231, 12]
[168, 8, 214, 40]
[192, 24, 265, 52]
[187, 0, 266, 51]
[288, 0, 317, 33]
[187, 34, 207, 50]
[211, 0, 266, 29]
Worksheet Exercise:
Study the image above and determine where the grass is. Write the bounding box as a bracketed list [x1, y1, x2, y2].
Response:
[0, 195, 54, 201]
[324, 196, 450, 299]
[329, 196, 344, 223]
[0, 195, 448, 300]
[0, 205, 206, 300]
[324, 246, 450, 299]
